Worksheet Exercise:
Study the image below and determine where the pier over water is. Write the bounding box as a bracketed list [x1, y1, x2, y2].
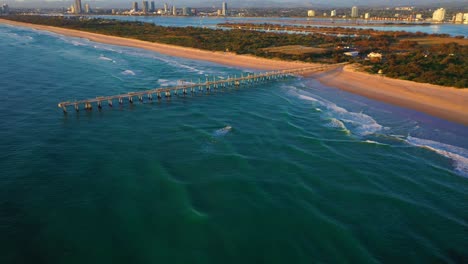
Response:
[58, 64, 340, 113]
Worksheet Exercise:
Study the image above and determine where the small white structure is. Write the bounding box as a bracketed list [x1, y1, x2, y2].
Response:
[344, 51, 359, 57]
[367, 52, 382, 61]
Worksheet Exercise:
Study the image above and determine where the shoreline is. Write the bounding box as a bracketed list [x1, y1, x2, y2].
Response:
[312, 65, 468, 125]
[1, 18, 467, 125]
[0, 19, 316, 71]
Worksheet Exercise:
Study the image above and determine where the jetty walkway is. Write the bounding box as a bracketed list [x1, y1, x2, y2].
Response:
[58, 64, 340, 113]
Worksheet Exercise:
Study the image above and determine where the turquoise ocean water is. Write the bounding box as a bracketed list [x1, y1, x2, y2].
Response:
[0, 24, 467, 263]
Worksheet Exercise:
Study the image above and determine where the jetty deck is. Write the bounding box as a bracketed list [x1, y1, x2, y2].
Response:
[58, 64, 340, 112]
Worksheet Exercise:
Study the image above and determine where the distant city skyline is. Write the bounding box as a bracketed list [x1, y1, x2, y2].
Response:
[4, 0, 468, 9]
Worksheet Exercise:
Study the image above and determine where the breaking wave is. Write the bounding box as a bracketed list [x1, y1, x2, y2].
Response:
[213, 126, 232, 137]
[406, 136, 468, 177]
[324, 118, 350, 134]
[98, 55, 114, 62]
[121, 70, 136, 76]
[288, 87, 384, 136]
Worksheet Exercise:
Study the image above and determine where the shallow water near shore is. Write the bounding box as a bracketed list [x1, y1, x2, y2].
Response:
[1, 24, 467, 263]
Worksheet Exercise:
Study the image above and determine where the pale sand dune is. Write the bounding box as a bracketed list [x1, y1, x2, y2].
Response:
[1, 19, 467, 125]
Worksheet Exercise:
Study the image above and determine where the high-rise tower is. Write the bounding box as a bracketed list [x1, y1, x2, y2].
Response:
[222, 2, 227, 16]
[74, 0, 82, 14]
[142, 1, 149, 13]
[351, 6, 358, 18]
[84, 3, 91, 14]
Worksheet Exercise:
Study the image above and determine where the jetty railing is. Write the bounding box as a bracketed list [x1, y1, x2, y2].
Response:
[58, 64, 340, 113]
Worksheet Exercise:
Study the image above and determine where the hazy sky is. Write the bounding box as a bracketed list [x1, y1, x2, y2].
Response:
[6, 0, 467, 8]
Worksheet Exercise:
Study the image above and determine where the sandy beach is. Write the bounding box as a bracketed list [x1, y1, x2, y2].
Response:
[1, 18, 467, 125]
[0, 19, 316, 71]
[313, 65, 468, 125]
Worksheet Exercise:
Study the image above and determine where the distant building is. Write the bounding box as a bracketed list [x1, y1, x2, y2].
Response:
[432, 8, 445, 22]
[150, 1, 155, 12]
[395, 6, 413, 11]
[307, 10, 315, 17]
[222, 2, 227, 16]
[416, 14, 423, 20]
[1, 4, 9, 15]
[364, 13, 370, 19]
[351, 6, 358, 18]
[172, 5, 177, 16]
[164, 3, 168, 14]
[464, 13, 468, 24]
[142, 1, 149, 13]
[182, 7, 191, 16]
[132, 2, 139, 12]
[74, 0, 82, 14]
[454, 13, 463, 23]
[331, 10, 336, 17]
[112, 9, 116, 15]
[344, 51, 359, 57]
[84, 3, 91, 14]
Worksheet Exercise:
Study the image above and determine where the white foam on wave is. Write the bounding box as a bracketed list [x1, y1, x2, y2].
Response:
[158, 79, 179, 87]
[213, 126, 232, 137]
[99, 56, 116, 63]
[98, 55, 113, 62]
[70, 39, 88, 46]
[324, 118, 350, 134]
[288, 87, 384, 136]
[407, 136, 468, 177]
[3, 32, 34, 43]
[121, 70, 136, 76]
[298, 94, 319, 102]
[150, 56, 206, 75]
[363, 140, 389, 146]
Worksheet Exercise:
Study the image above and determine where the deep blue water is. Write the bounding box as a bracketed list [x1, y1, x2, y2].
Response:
[0, 24, 467, 263]
[94, 15, 468, 37]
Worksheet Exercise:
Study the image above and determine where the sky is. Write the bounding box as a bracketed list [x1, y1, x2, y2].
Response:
[5, 0, 467, 9]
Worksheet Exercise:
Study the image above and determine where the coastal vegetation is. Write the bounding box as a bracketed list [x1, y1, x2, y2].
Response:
[4, 15, 467, 87]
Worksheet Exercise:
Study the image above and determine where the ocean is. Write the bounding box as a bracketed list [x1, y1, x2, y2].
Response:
[0, 24, 467, 263]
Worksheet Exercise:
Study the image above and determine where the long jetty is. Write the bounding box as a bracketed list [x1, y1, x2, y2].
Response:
[58, 64, 339, 113]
